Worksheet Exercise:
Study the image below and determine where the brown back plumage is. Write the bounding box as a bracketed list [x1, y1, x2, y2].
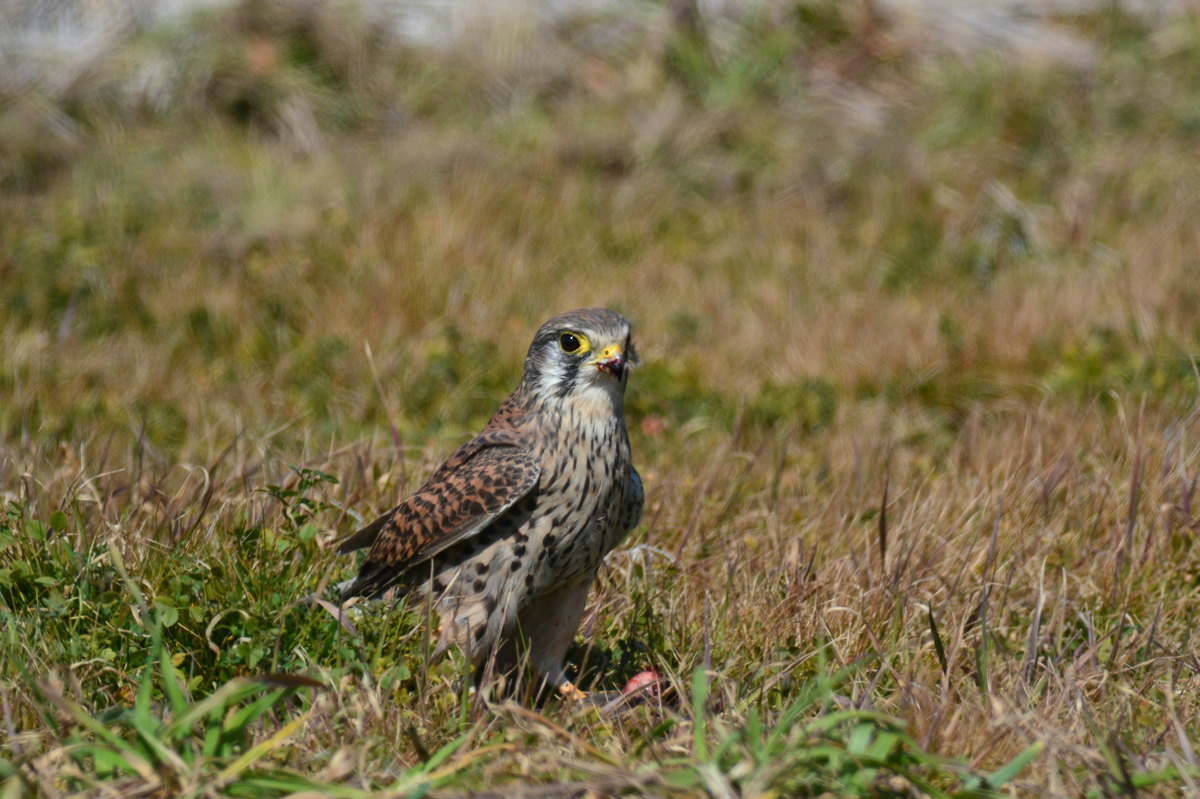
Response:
[338, 420, 540, 598]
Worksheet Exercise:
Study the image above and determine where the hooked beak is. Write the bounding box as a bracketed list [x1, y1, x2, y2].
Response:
[593, 344, 627, 379]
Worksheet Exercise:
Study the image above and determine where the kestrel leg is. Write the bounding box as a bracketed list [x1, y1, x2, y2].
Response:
[517, 571, 596, 701]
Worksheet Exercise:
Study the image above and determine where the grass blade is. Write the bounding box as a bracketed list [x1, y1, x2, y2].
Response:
[929, 606, 948, 676]
[214, 709, 312, 785]
[692, 667, 710, 763]
[162, 678, 261, 741]
[987, 740, 1044, 788]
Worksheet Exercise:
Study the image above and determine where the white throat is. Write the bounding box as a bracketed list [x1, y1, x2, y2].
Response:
[566, 376, 624, 421]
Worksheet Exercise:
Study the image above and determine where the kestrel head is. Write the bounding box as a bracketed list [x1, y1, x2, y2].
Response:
[521, 308, 639, 409]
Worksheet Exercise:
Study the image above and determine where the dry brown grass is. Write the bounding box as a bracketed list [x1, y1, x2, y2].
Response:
[3, 1, 1200, 796]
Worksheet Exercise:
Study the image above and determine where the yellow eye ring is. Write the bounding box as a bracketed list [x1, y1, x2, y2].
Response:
[558, 332, 589, 354]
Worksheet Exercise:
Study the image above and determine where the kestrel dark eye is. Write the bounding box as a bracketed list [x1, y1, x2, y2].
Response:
[559, 333, 581, 353]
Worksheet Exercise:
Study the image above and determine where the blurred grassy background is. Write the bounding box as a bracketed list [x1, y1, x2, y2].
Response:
[4, 0, 1198, 459]
[4, 1, 1200, 796]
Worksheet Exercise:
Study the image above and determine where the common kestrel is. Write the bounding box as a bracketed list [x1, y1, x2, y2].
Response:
[338, 308, 643, 702]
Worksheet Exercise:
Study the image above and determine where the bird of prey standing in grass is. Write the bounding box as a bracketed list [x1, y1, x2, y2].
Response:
[337, 308, 643, 703]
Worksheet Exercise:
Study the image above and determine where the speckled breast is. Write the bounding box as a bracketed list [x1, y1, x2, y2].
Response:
[524, 408, 632, 589]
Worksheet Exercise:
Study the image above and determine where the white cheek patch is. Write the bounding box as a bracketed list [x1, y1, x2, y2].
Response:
[533, 354, 573, 397]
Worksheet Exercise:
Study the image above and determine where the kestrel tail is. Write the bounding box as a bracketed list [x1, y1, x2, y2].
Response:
[337, 308, 644, 702]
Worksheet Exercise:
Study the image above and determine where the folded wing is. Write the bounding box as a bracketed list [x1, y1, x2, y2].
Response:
[338, 430, 540, 598]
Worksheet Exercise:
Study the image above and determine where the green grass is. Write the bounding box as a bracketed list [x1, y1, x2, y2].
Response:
[3, 0, 1200, 795]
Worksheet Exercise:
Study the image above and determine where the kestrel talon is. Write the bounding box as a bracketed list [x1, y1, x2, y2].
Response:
[338, 308, 644, 702]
